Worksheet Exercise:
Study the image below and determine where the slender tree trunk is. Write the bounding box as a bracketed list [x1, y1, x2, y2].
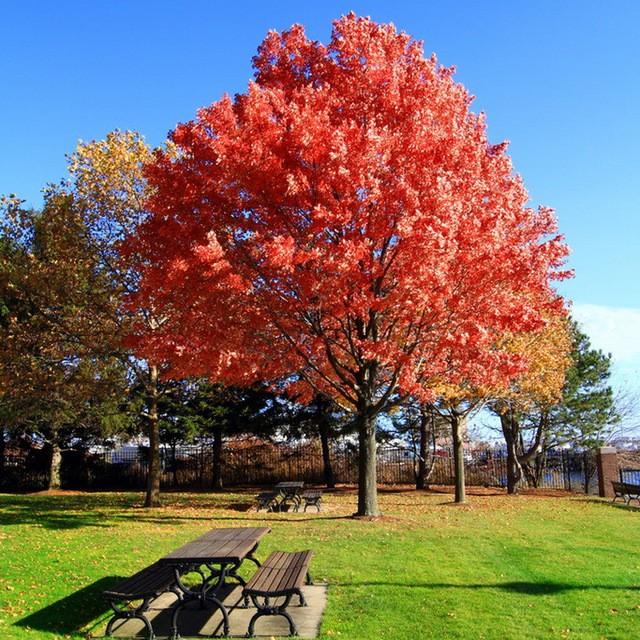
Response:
[522, 462, 537, 487]
[212, 427, 223, 490]
[49, 441, 62, 490]
[145, 364, 161, 507]
[416, 411, 429, 490]
[505, 435, 520, 494]
[451, 412, 466, 503]
[534, 450, 546, 488]
[171, 443, 178, 488]
[318, 401, 335, 488]
[500, 413, 522, 494]
[356, 405, 379, 517]
[0, 430, 5, 483]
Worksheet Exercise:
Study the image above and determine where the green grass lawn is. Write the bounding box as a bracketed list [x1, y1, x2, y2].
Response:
[0, 487, 638, 640]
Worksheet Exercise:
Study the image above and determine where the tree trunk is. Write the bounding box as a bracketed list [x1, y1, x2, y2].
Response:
[49, 441, 62, 490]
[500, 413, 522, 495]
[416, 411, 429, 490]
[451, 412, 466, 503]
[0, 430, 5, 482]
[521, 461, 537, 487]
[171, 443, 178, 488]
[144, 364, 161, 507]
[318, 401, 335, 489]
[356, 407, 379, 517]
[534, 450, 547, 488]
[212, 427, 223, 490]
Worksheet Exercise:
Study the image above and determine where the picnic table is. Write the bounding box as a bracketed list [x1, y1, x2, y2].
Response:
[103, 525, 316, 639]
[275, 481, 304, 511]
[158, 526, 271, 637]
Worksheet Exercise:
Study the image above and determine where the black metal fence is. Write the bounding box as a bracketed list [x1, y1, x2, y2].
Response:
[0, 440, 601, 494]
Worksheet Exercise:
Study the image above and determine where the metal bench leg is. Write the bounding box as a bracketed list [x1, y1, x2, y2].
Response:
[222, 560, 247, 587]
[169, 586, 184, 603]
[295, 587, 307, 606]
[140, 615, 155, 640]
[245, 543, 262, 568]
[105, 613, 123, 638]
[172, 594, 230, 638]
[247, 609, 297, 637]
[106, 598, 155, 640]
[303, 499, 321, 512]
[247, 594, 297, 637]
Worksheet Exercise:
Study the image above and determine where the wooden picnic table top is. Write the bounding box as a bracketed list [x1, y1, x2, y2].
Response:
[158, 526, 271, 565]
[275, 481, 304, 489]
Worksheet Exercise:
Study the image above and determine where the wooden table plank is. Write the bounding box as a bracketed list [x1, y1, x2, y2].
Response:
[159, 527, 270, 564]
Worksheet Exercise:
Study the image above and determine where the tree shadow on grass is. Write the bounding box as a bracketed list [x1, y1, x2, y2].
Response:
[343, 581, 640, 594]
[0, 493, 140, 529]
[0, 493, 352, 529]
[0, 494, 123, 529]
[14, 576, 120, 636]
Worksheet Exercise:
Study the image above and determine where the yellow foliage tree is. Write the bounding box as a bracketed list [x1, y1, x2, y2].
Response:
[490, 316, 572, 493]
[423, 316, 571, 501]
[68, 130, 167, 507]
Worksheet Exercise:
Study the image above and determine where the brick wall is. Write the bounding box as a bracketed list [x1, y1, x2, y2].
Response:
[597, 447, 618, 498]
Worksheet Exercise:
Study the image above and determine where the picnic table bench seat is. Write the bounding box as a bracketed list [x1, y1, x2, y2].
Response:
[243, 550, 313, 637]
[103, 561, 181, 639]
[298, 489, 322, 512]
[255, 491, 280, 512]
[612, 480, 640, 505]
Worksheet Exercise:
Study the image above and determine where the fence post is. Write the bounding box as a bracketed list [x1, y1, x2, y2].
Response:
[596, 446, 618, 498]
[563, 450, 571, 491]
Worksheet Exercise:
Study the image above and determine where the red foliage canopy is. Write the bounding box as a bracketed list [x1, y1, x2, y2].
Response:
[127, 14, 570, 412]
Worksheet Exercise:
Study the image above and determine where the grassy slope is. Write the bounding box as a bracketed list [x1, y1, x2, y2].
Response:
[0, 489, 638, 640]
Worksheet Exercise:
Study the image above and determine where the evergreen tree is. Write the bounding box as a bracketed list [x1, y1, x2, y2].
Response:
[0, 194, 131, 487]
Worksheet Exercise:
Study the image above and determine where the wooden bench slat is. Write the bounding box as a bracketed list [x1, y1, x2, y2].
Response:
[280, 556, 304, 591]
[286, 551, 313, 589]
[252, 566, 279, 593]
[255, 551, 287, 593]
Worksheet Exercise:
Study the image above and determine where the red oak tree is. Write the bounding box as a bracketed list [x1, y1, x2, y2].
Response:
[127, 14, 569, 516]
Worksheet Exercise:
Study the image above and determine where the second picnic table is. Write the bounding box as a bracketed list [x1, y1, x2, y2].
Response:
[275, 481, 304, 510]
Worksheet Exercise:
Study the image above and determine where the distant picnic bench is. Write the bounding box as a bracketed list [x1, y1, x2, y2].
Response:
[611, 480, 640, 506]
[255, 482, 323, 512]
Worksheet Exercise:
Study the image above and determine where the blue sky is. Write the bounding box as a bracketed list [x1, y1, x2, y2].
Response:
[1, 0, 639, 399]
